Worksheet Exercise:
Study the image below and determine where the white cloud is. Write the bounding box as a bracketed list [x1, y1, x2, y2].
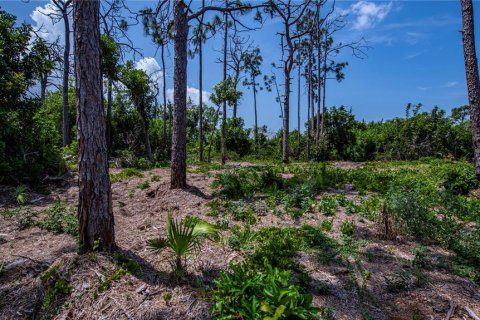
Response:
[30, 1, 67, 44]
[417, 81, 458, 91]
[135, 57, 164, 88]
[405, 32, 428, 45]
[442, 81, 458, 88]
[167, 86, 211, 106]
[404, 50, 427, 60]
[346, 1, 393, 30]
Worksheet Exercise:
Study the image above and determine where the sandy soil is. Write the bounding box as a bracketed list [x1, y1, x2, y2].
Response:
[0, 164, 479, 320]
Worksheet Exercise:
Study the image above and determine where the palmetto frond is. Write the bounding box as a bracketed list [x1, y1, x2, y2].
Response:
[147, 213, 218, 275]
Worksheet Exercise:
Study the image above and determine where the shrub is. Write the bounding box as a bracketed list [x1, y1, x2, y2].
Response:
[227, 224, 256, 251]
[443, 166, 477, 196]
[318, 195, 339, 216]
[212, 261, 319, 319]
[38, 200, 78, 237]
[252, 227, 300, 269]
[384, 268, 411, 293]
[385, 186, 437, 240]
[147, 213, 218, 276]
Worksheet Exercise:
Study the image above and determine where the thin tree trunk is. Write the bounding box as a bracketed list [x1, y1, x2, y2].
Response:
[306, 61, 311, 159]
[161, 43, 167, 145]
[40, 73, 48, 102]
[297, 60, 301, 160]
[74, 0, 115, 253]
[62, 9, 71, 146]
[309, 46, 315, 156]
[139, 102, 153, 160]
[282, 61, 291, 164]
[221, 4, 228, 165]
[461, 0, 480, 179]
[106, 79, 113, 152]
[171, 0, 188, 189]
[321, 45, 327, 138]
[253, 78, 258, 152]
[199, 0, 205, 162]
[316, 3, 321, 147]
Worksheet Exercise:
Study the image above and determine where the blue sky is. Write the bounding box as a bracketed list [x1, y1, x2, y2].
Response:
[1, 0, 477, 133]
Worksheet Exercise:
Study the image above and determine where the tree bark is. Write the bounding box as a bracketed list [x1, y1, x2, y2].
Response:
[161, 43, 167, 145]
[74, 0, 115, 252]
[139, 101, 153, 161]
[40, 73, 48, 102]
[253, 78, 258, 152]
[62, 7, 71, 146]
[199, 0, 205, 162]
[221, 3, 228, 165]
[106, 79, 113, 152]
[282, 59, 292, 164]
[171, 0, 188, 189]
[297, 59, 301, 160]
[315, 3, 321, 147]
[461, 0, 480, 179]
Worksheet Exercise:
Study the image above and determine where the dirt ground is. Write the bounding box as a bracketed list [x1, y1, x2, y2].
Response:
[0, 164, 479, 320]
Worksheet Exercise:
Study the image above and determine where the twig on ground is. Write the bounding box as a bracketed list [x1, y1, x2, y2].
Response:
[465, 306, 480, 320]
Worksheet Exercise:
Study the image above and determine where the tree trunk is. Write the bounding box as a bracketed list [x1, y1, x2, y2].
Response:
[139, 102, 153, 161]
[221, 4, 228, 165]
[253, 78, 258, 152]
[62, 9, 71, 146]
[297, 60, 301, 160]
[315, 3, 322, 147]
[320, 45, 327, 138]
[282, 61, 291, 164]
[171, 0, 188, 189]
[461, 0, 480, 179]
[106, 79, 113, 152]
[309, 46, 314, 157]
[40, 73, 48, 102]
[199, 0, 205, 162]
[161, 43, 167, 145]
[74, 0, 115, 253]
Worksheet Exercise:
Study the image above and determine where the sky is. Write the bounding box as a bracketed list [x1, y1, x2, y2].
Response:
[1, 0, 478, 133]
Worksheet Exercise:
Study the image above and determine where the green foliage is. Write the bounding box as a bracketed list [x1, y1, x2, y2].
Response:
[412, 245, 431, 269]
[443, 166, 477, 195]
[17, 206, 37, 229]
[340, 220, 355, 238]
[42, 278, 71, 310]
[212, 261, 319, 319]
[38, 200, 78, 237]
[110, 167, 144, 183]
[320, 219, 333, 232]
[137, 180, 150, 190]
[385, 184, 438, 240]
[252, 227, 301, 269]
[384, 268, 411, 293]
[147, 213, 218, 276]
[40, 262, 71, 310]
[0, 10, 66, 182]
[227, 224, 256, 251]
[15, 185, 27, 205]
[318, 195, 339, 216]
[113, 253, 141, 277]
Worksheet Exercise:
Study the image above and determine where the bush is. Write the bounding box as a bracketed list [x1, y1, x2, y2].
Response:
[443, 166, 477, 196]
[212, 261, 319, 319]
[385, 185, 438, 240]
[38, 200, 78, 237]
